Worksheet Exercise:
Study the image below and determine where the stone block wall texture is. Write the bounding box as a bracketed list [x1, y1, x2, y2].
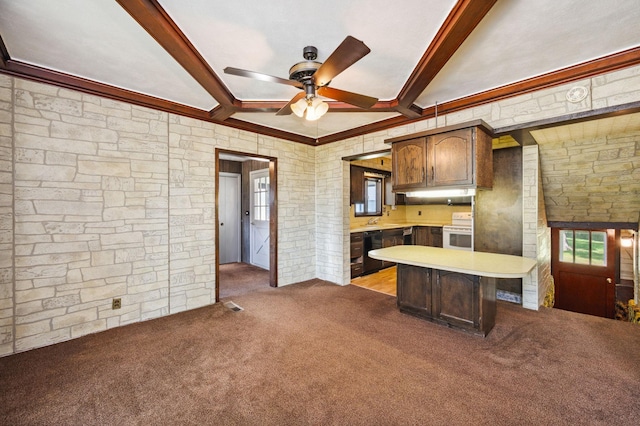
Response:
[537, 130, 640, 223]
[2, 77, 316, 356]
[12, 80, 170, 352]
[0, 75, 13, 356]
[521, 146, 553, 309]
[168, 115, 217, 313]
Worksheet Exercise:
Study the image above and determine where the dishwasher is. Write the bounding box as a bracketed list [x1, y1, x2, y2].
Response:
[363, 230, 383, 274]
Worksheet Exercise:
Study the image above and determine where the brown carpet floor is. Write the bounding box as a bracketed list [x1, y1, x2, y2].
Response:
[1, 279, 639, 425]
[219, 262, 270, 299]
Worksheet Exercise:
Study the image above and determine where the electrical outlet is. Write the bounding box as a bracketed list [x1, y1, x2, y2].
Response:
[112, 298, 122, 310]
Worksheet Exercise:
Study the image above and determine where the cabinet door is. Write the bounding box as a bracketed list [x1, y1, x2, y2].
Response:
[412, 226, 429, 246]
[392, 137, 427, 190]
[397, 264, 431, 314]
[427, 129, 473, 187]
[382, 229, 403, 268]
[350, 166, 364, 204]
[433, 270, 479, 330]
[429, 227, 443, 248]
[350, 233, 364, 278]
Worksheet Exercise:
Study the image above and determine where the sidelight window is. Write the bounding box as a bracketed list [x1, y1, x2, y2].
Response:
[559, 229, 606, 266]
[253, 175, 269, 221]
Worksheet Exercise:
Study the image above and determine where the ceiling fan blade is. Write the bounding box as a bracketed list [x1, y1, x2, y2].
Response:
[276, 92, 306, 116]
[224, 67, 303, 88]
[312, 36, 371, 87]
[317, 86, 377, 109]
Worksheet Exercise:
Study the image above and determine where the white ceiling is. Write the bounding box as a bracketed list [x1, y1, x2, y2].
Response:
[1, 0, 640, 141]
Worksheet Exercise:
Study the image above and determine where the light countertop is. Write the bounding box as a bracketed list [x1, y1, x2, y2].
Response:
[350, 222, 448, 233]
[368, 246, 536, 278]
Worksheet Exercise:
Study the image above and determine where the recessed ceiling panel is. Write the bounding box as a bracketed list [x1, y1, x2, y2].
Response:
[159, 0, 458, 102]
[415, 0, 640, 108]
[0, 0, 216, 110]
[233, 111, 400, 139]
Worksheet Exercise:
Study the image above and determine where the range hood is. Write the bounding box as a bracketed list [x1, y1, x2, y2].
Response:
[405, 188, 474, 205]
[405, 188, 476, 198]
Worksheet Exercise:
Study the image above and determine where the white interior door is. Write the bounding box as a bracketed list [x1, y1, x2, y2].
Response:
[219, 173, 241, 264]
[250, 169, 270, 270]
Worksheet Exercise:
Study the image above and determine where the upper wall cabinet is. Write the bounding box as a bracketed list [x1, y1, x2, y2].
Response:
[350, 165, 365, 205]
[391, 137, 427, 191]
[388, 120, 494, 192]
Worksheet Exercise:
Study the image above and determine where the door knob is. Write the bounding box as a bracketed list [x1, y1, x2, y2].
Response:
[606, 278, 612, 283]
[221, 223, 224, 226]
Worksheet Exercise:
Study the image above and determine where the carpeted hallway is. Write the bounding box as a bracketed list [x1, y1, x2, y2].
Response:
[1, 279, 639, 425]
[218, 262, 270, 299]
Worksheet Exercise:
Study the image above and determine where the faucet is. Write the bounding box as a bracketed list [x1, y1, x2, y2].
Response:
[367, 217, 380, 225]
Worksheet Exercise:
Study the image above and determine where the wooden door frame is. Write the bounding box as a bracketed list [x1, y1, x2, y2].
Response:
[215, 149, 278, 302]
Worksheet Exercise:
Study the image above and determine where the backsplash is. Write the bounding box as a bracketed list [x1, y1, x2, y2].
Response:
[350, 204, 472, 228]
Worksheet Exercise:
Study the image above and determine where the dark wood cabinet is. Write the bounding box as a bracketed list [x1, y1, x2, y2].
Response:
[350, 166, 365, 205]
[412, 226, 442, 247]
[391, 137, 427, 191]
[381, 228, 404, 268]
[433, 270, 479, 330]
[397, 264, 431, 315]
[428, 129, 474, 187]
[388, 121, 493, 192]
[413, 227, 429, 246]
[430, 227, 443, 248]
[350, 232, 364, 278]
[396, 265, 496, 337]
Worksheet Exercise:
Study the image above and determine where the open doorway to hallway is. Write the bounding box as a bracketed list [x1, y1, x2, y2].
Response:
[216, 150, 277, 301]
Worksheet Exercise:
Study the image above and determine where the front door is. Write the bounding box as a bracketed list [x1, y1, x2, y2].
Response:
[218, 173, 241, 264]
[551, 228, 616, 318]
[250, 169, 270, 270]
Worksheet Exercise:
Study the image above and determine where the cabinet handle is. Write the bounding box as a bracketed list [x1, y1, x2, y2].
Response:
[431, 166, 434, 181]
[421, 167, 425, 181]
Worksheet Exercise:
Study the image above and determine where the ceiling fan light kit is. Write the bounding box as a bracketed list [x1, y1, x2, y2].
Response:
[309, 98, 329, 121]
[224, 36, 378, 121]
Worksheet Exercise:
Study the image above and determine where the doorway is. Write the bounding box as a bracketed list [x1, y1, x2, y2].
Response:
[551, 228, 616, 318]
[215, 150, 277, 302]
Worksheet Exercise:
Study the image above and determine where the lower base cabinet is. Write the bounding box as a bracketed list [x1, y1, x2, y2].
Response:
[397, 264, 432, 315]
[350, 233, 364, 278]
[396, 264, 496, 336]
[413, 226, 443, 247]
[382, 228, 404, 268]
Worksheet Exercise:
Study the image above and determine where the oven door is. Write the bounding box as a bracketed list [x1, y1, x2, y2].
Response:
[443, 226, 473, 251]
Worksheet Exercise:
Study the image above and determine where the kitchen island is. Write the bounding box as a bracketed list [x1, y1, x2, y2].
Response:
[368, 246, 536, 336]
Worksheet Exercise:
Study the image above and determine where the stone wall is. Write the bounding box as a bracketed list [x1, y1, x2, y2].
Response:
[2, 77, 316, 356]
[522, 146, 553, 309]
[0, 75, 13, 356]
[537, 130, 640, 223]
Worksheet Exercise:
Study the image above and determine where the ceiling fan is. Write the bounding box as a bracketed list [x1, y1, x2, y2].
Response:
[224, 36, 378, 121]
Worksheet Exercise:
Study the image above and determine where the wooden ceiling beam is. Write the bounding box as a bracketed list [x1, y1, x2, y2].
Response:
[396, 0, 498, 110]
[116, 0, 236, 110]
